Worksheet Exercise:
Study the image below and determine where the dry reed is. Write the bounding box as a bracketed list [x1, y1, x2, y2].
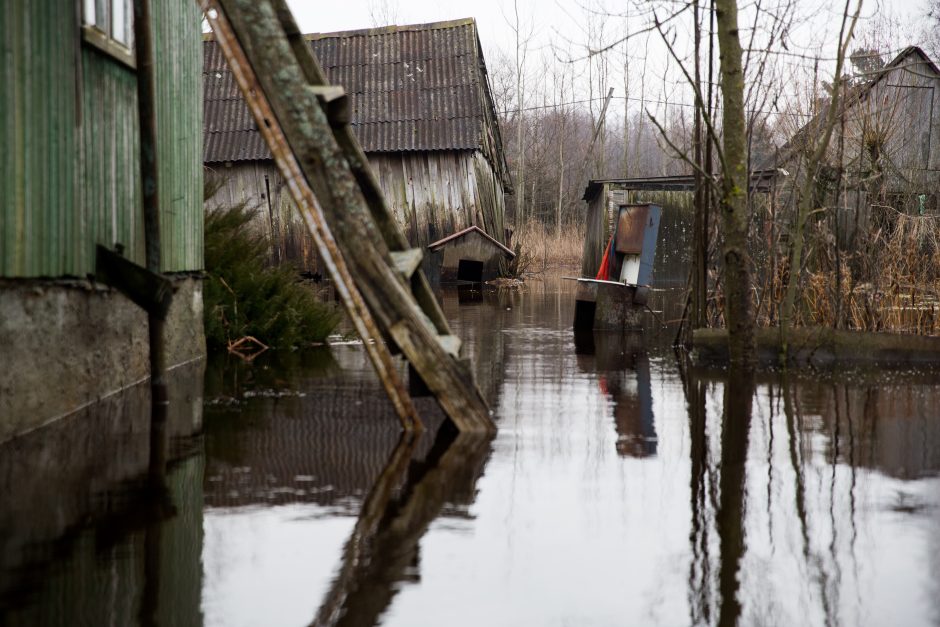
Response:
[514, 219, 585, 271]
[758, 210, 940, 335]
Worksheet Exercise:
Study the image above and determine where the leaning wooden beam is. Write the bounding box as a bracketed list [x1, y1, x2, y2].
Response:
[203, 2, 422, 432]
[270, 0, 451, 337]
[206, 0, 495, 433]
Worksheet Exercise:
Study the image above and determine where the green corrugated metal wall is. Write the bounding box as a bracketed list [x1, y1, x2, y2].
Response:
[153, 0, 203, 272]
[1, 0, 202, 278]
[81, 50, 147, 268]
[1, 1, 78, 277]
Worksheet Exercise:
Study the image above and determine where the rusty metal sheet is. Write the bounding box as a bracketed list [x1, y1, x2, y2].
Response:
[615, 205, 650, 254]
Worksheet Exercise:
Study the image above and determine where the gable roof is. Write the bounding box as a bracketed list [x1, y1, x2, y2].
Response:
[427, 225, 515, 257]
[767, 46, 940, 170]
[203, 18, 509, 180]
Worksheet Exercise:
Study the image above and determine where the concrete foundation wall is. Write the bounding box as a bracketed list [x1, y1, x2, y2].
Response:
[0, 276, 206, 443]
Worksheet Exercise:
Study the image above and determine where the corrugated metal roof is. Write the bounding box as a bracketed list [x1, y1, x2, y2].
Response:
[203, 18, 495, 162]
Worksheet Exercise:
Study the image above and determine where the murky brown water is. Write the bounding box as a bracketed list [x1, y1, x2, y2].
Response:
[4, 276, 940, 626]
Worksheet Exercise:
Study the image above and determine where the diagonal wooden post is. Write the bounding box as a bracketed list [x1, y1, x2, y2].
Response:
[202, 0, 495, 433]
[203, 1, 422, 432]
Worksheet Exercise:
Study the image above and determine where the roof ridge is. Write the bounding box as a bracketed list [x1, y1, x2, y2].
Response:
[302, 18, 476, 40]
[203, 18, 477, 44]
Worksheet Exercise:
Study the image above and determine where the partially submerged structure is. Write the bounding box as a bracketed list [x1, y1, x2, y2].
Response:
[427, 225, 515, 284]
[203, 18, 512, 273]
[1, 1, 205, 441]
[574, 198, 663, 331]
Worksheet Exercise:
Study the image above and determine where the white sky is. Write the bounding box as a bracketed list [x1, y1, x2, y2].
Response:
[282, 0, 933, 123]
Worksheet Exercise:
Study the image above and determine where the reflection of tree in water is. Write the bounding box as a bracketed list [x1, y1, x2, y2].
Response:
[681, 365, 940, 626]
[680, 361, 754, 627]
[312, 423, 493, 627]
[574, 329, 657, 458]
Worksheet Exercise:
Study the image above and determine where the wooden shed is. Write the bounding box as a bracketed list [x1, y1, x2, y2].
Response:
[203, 18, 512, 273]
[769, 46, 940, 239]
[426, 225, 515, 284]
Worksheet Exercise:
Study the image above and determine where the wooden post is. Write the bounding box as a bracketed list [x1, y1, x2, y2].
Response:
[133, 0, 170, 484]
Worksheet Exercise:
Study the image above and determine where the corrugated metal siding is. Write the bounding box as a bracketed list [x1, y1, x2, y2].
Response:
[153, 0, 204, 272]
[202, 19, 488, 161]
[80, 50, 146, 268]
[1, 0, 201, 279]
[1, 0, 79, 277]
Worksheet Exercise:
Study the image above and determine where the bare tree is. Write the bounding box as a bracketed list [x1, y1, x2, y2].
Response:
[779, 0, 863, 358]
[367, 0, 399, 27]
[713, 0, 757, 366]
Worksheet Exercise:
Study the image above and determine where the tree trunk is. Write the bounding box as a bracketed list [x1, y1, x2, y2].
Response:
[714, 0, 755, 366]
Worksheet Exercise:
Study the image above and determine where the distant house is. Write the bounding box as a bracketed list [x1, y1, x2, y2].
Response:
[770, 46, 940, 236]
[0, 0, 204, 441]
[203, 18, 512, 273]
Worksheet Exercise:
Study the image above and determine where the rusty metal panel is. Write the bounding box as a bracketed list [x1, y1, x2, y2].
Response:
[615, 205, 650, 254]
[202, 19, 492, 161]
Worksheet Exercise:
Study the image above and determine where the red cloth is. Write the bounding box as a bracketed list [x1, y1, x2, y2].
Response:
[595, 236, 613, 280]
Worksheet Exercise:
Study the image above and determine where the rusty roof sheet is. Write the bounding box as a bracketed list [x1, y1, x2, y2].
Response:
[203, 18, 494, 162]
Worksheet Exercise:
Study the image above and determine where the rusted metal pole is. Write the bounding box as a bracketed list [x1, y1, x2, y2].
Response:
[133, 0, 169, 481]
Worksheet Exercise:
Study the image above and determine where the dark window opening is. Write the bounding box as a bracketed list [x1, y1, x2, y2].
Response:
[457, 259, 484, 283]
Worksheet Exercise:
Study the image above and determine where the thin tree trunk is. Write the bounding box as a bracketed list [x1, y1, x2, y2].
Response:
[780, 0, 861, 359]
[513, 0, 526, 230]
[714, 0, 755, 366]
[691, 0, 706, 332]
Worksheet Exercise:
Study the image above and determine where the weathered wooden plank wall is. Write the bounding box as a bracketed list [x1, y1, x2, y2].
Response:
[207, 149, 507, 272]
[374, 151, 507, 249]
[1, 0, 202, 278]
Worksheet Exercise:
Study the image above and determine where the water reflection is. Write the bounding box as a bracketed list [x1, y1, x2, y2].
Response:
[682, 364, 940, 627]
[0, 360, 205, 627]
[4, 278, 940, 626]
[575, 329, 657, 457]
[313, 424, 492, 626]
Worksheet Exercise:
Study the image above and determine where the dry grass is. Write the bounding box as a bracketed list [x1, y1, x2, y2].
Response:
[514, 219, 584, 271]
[757, 210, 940, 335]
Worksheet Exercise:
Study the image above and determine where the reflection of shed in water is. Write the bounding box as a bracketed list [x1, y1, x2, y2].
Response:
[574, 330, 657, 457]
[427, 225, 515, 284]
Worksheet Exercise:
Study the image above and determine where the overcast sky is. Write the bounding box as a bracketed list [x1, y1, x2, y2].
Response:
[281, 0, 933, 121]
[285, 0, 928, 58]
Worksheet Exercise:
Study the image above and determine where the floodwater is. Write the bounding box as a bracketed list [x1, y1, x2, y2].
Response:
[4, 277, 940, 626]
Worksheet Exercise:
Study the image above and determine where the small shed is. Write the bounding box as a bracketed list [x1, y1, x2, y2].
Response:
[767, 46, 940, 239]
[427, 225, 515, 284]
[203, 18, 512, 273]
